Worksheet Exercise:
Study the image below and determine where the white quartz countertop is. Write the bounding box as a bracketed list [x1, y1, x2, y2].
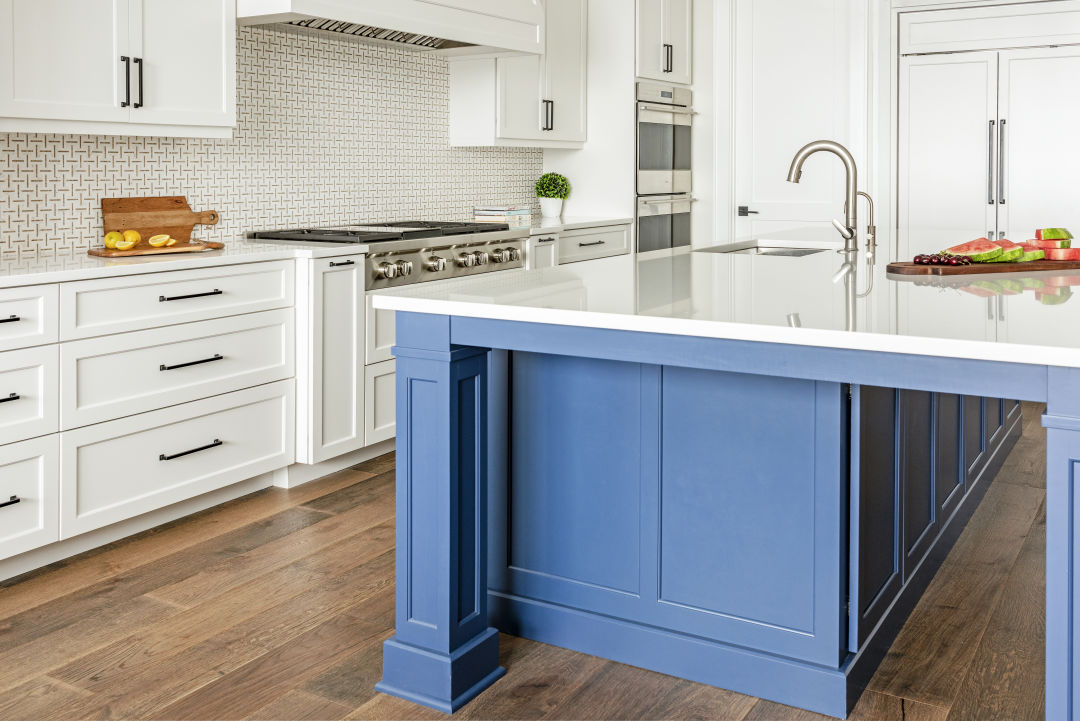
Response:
[0, 239, 370, 288]
[529, 216, 633, 235]
[372, 247, 1080, 368]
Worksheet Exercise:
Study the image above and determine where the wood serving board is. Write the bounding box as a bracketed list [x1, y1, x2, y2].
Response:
[93, 196, 221, 257]
[888, 260, 1080, 275]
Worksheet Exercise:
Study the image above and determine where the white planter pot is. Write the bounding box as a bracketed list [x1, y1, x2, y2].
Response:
[539, 197, 563, 219]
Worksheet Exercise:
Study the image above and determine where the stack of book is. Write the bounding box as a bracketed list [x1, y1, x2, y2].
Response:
[474, 205, 532, 228]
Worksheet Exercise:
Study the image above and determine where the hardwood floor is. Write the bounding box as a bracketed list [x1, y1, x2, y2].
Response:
[0, 404, 1047, 720]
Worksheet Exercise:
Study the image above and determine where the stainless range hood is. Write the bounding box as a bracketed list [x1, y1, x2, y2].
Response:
[238, 0, 545, 55]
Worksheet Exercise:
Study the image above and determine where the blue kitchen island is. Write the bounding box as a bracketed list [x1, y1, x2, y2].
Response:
[371, 248, 1076, 719]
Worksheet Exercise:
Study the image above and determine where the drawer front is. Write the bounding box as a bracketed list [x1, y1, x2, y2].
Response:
[60, 261, 295, 340]
[0, 435, 60, 561]
[558, 225, 631, 264]
[364, 359, 395, 445]
[0, 345, 59, 445]
[365, 295, 395, 365]
[528, 234, 559, 269]
[61, 309, 293, 430]
[61, 380, 295, 538]
[0, 285, 59, 351]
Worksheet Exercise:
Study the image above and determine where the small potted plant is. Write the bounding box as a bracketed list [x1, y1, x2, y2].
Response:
[536, 172, 570, 219]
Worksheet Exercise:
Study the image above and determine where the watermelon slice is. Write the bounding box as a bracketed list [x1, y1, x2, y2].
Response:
[1037, 287, 1074, 305]
[989, 245, 1024, 262]
[1037, 228, 1074, 241]
[1045, 248, 1080, 261]
[1019, 250, 1046, 262]
[944, 238, 1003, 262]
[1030, 238, 1072, 249]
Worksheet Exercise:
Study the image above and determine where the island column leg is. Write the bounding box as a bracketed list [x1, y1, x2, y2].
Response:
[1044, 367, 1080, 721]
[375, 312, 504, 713]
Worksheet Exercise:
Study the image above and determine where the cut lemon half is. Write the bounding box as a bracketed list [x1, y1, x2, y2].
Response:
[148, 234, 172, 248]
[165, 237, 178, 246]
[114, 239, 138, 251]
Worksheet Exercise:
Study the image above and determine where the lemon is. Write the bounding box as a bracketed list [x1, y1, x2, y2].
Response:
[114, 239, 138, 251]
[148, 234, 171, 248]
[103, 231, 123, 249]
[165, 238, 178, 246]
[122, 230, 141, 246]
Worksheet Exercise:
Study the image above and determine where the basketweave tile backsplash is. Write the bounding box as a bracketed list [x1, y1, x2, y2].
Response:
[0, 26, 543, 257]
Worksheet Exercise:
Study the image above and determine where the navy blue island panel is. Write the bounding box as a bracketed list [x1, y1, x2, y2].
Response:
[376, 311, 1025, 719]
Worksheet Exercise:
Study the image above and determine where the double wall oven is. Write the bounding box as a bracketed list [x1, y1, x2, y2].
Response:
[636, 82, 693, 252]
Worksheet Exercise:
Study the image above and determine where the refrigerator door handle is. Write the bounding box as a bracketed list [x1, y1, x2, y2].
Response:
[998, 118, 1006, 205]
[987, 120, 996, 205]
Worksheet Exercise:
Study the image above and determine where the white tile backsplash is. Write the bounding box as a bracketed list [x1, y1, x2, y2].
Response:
[0, 26, 543, 257]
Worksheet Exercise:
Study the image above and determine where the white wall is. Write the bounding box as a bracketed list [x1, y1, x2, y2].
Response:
[542, 0, 636, 219]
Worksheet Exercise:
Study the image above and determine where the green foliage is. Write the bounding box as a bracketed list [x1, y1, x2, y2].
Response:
[535, 172, 571, 200]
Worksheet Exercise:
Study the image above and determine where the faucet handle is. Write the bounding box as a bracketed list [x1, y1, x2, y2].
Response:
[831, 218, 855, 241]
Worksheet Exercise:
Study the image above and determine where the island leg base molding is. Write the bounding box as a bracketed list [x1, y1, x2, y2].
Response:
[376, 628, 507, 713]
[490, 592, 851, 718]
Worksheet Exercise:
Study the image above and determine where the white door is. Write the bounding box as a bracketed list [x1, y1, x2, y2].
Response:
[131, 0, 235, 127]
[898, 52, 999, 259]
[0, 0, 132, 122]
[997, 46, 1080, 244]
[498, 53, 543, 140]
[733, 0, 867, 242]
[542, 0, 587, 142]
[662, 0, 692, 85]
[306, 259, 365, 463]
[636, 0, 665, 81]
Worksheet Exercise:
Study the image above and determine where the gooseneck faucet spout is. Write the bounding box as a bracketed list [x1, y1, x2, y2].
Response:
[786, 140, 859, 251]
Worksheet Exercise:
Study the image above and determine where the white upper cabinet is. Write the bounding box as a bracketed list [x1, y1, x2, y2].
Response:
[0, 0, 236, 137]
[899, 1, 1080, 55]
[450, 0, 587, 147]
[637, 0, 692, 85]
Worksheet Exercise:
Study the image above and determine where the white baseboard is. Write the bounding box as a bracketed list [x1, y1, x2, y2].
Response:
[271, 439, 395, 489]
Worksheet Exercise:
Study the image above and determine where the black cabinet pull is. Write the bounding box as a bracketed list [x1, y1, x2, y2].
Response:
[541, 99, 554, 131]
[0, 393, 20, 403]
[578, 240, 606, 247]
[120, 56, 131, 107]
[159, 289, 222, 302]
[133, 57, 144, 109]
[160, 354, 223, 372]
[160, 438, 223, 462]
[329, 260, 355, 267]
[663, 44, 673, 73]
[537, 237, 556, 244]
[0, 495, 19, 509]
[0, 315, 20, 324]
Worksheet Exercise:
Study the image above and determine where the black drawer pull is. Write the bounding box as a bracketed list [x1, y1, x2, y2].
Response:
[159, 289, 223, 302]
[0, 393, 20, 403]
[160, 439, 223, 461]
[133, 57, 144, 109]
[578, 240, 606, 247]
[537, 237, 556, 244]
[160, 354, 223, 372]
[0, 495, 19, 509]
[329, 260, 355, 267]
[120, 56, 131, 107]
[0, 315, 20, 324]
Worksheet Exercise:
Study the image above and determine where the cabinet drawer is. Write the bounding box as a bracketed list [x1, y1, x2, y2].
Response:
[0, 435, 60, 561]
[558, 225, 631, 264]
[60, 261, 294, 340]
[364, 359, 396, 445]
[61, 309, 294, 429]
[0, 345, 59, 445]
[365, 295, 395, 365]
[61, 380, 294, 538]
[0, 285, 59, 351]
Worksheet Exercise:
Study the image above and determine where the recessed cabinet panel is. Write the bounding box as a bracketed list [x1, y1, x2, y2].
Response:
[901, 390, 936, 580]
[0, 345, 59, 446]
[936, 394, 963, 522]
[364, 296, 396, 366]
[497, 54, 543, 140]
[963, 395, 984, 481]
[0, 435, 59, 561]
[542, 0, 587, 142]
[364, 359, 396, 445]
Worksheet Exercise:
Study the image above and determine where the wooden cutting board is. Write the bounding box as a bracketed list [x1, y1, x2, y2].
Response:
[92, 196, 222, 257]
[888, 260, 1080, 275]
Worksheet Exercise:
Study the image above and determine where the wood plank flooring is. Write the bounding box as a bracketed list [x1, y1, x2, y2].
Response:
[0, 404, 1047, 720]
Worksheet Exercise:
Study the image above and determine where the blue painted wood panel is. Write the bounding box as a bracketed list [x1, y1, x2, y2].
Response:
[901, 391, 937, 581]
[935, 394, 964, 523]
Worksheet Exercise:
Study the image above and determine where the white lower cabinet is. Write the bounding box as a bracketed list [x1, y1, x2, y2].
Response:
[0, 435, 59, 561]
[365, 295, 395, 365]
[364, 359, 396, 446]
[0, 345, 59, 445]
[60, 380, 295, 539]
[0, 284, 59, 352]
[61, 309, 294, 430]
[557, 224, 632, 264]
[528, 234, 560, 269]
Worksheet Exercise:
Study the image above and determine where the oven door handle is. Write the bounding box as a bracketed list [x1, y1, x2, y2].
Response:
[638, 101, 694, 116]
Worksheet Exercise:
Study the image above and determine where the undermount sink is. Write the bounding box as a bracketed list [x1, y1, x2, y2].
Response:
[695, 245, 828, 257]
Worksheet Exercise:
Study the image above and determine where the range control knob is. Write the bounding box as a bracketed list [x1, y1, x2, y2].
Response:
[492, 248, 513, 263]
[473, 251, 490, 265]
[425, 255, 447, 272]
[457, 253, 477, 268]
[509, 247, 521, 261]
[375, 261, 398, 280]
[395, 260, 414, 277]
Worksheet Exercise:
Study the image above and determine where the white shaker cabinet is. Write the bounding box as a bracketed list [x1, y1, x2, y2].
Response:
[450, 0, 587, 147]
[528, 234, 560, 269]
[636, 0, 692, 85]
[296, 257, 366, 465]
[0, 0, 235, 137]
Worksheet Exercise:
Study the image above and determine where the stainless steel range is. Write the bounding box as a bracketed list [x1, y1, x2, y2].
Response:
[251, 221, 528, 290]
